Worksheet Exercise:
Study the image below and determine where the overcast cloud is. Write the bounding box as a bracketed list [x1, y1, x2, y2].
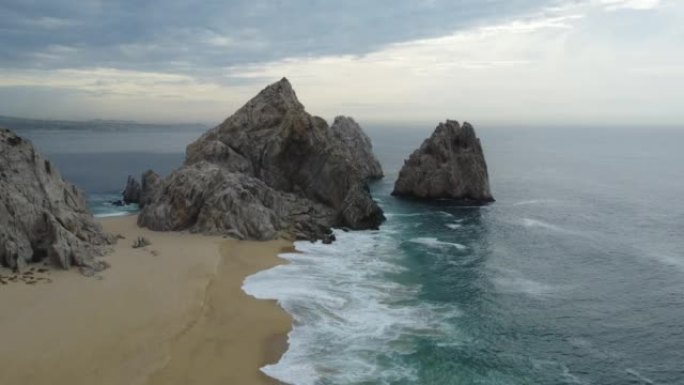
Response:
[0, 0, 681, 126]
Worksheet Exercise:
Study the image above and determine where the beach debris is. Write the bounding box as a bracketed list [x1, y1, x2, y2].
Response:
[0, 266, 54, 285]
[132, 236, 151, 248]
[78, 260, 110, 277]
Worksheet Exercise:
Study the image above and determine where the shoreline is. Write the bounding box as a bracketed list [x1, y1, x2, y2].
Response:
[146, 230, 293, 385]
[0, 214, 292, 385]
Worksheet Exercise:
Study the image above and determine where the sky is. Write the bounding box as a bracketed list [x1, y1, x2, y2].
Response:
[0, 0, 681, 126]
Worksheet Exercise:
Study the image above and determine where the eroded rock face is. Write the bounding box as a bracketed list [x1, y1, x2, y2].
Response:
[0, 127, 113, 272]
[121, 170, 162, 209]
[330, 116, 383, 180]
[139, 78, 384, 241]
[139, 169, 161, 208]
[122, 175, 141, 204]
[392, 120, 494, 204]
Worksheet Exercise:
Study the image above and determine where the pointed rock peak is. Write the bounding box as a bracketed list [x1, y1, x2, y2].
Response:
[270, 77, 293, 93]
[461, 121, 475, 135]
[333, 115, 357, 125]
[246, 77, 303, 113]
[435, 120, 476, 142]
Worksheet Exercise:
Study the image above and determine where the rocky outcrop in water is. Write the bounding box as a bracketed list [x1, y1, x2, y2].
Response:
[392, 120, 494, 204]
[138, 78, 384, 241]
[0, 127, 113, 272]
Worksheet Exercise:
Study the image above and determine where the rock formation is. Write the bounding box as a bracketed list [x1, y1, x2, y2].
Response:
[138, 78, 384, 242]
[392, 120, 494, 204]
[139, 169, 161, 208]
[0, 127, 113, 272]
[122, 175, 141, 204]
[330, 116, 383, 180]
[123, 170, 161, 209]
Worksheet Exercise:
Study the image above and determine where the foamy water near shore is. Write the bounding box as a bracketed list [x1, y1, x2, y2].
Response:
[0, 215, 291, 385]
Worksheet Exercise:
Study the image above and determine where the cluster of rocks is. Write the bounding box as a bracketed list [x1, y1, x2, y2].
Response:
[124, 79, 495, 242]
[121, 170, 161, 208]
[0, 78, 495, 275]
[127, 78, 386, 243]
[0, 127, 114, 273]
[0, 266, 52, 285]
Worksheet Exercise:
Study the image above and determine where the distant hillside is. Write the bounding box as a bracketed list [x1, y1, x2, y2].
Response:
[0, 115, 209, 132]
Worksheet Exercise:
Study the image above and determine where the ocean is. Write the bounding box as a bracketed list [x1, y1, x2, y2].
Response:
[15, 123, 684, 385]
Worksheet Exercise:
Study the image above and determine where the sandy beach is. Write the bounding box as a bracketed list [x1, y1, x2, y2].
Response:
[0, 215, 291, 385]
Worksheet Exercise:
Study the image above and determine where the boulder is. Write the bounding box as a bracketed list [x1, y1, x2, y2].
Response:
[392, 120, 494, 204]
[139, 78, 384, 241]
[0, 127, 114, 272]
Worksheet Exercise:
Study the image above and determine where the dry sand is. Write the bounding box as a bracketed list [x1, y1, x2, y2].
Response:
[0, 215, 292, 385]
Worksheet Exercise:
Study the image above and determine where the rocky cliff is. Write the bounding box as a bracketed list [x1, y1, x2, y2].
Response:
[122, 175, 141, 204]
[392, 120, 494, 204]
[138, 78, 384, 241]
[0, 127, 113, 272]
[330, 116, 383, 180]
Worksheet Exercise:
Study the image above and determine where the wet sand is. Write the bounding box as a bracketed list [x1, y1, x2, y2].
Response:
[0, 215, 291, 385]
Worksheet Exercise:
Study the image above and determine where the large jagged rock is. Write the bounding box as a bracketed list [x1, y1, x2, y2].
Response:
[139, 78, 384, 241]
[139, 169, 161, 208]
[330, 116, 383, 180]
[120, 169, 162, 209]
[392, 120, 494, 204]
[0, 127, 114, 272]
[138, 162, 336, 241]
[122, 175, 141, 204]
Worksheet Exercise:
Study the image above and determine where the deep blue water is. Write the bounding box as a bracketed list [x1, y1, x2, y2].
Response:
[14, 123, 684, 384]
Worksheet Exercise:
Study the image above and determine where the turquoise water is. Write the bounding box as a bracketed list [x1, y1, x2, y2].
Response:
[246, 126, 684, 385]
[15, 124, 684, 384]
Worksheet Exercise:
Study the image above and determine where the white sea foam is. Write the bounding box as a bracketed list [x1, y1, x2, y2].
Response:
[243, 229, 461, 385]
[445, 223, 463, 230]
[625, 369, 657, 385]
[409, 237, 467, 250]
[521, 218, 567, 233]
[491, 268, 564, 297]
[384, 212, 427, 218]
[493, 276, 558, 297]
[513, 199, 559, 206]
[93, 211, 134, 218]
[646, 252, 684, 271]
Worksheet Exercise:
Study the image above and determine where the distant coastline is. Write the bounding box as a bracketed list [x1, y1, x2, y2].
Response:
[0, 115, 209, 132]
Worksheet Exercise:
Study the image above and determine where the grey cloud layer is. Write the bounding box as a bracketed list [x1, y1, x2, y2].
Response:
[1, 0, 557, 74]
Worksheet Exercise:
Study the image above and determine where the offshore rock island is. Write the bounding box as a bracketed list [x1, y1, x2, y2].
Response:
[136, 78, 385, 242]
[393, 120, 494, 204]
